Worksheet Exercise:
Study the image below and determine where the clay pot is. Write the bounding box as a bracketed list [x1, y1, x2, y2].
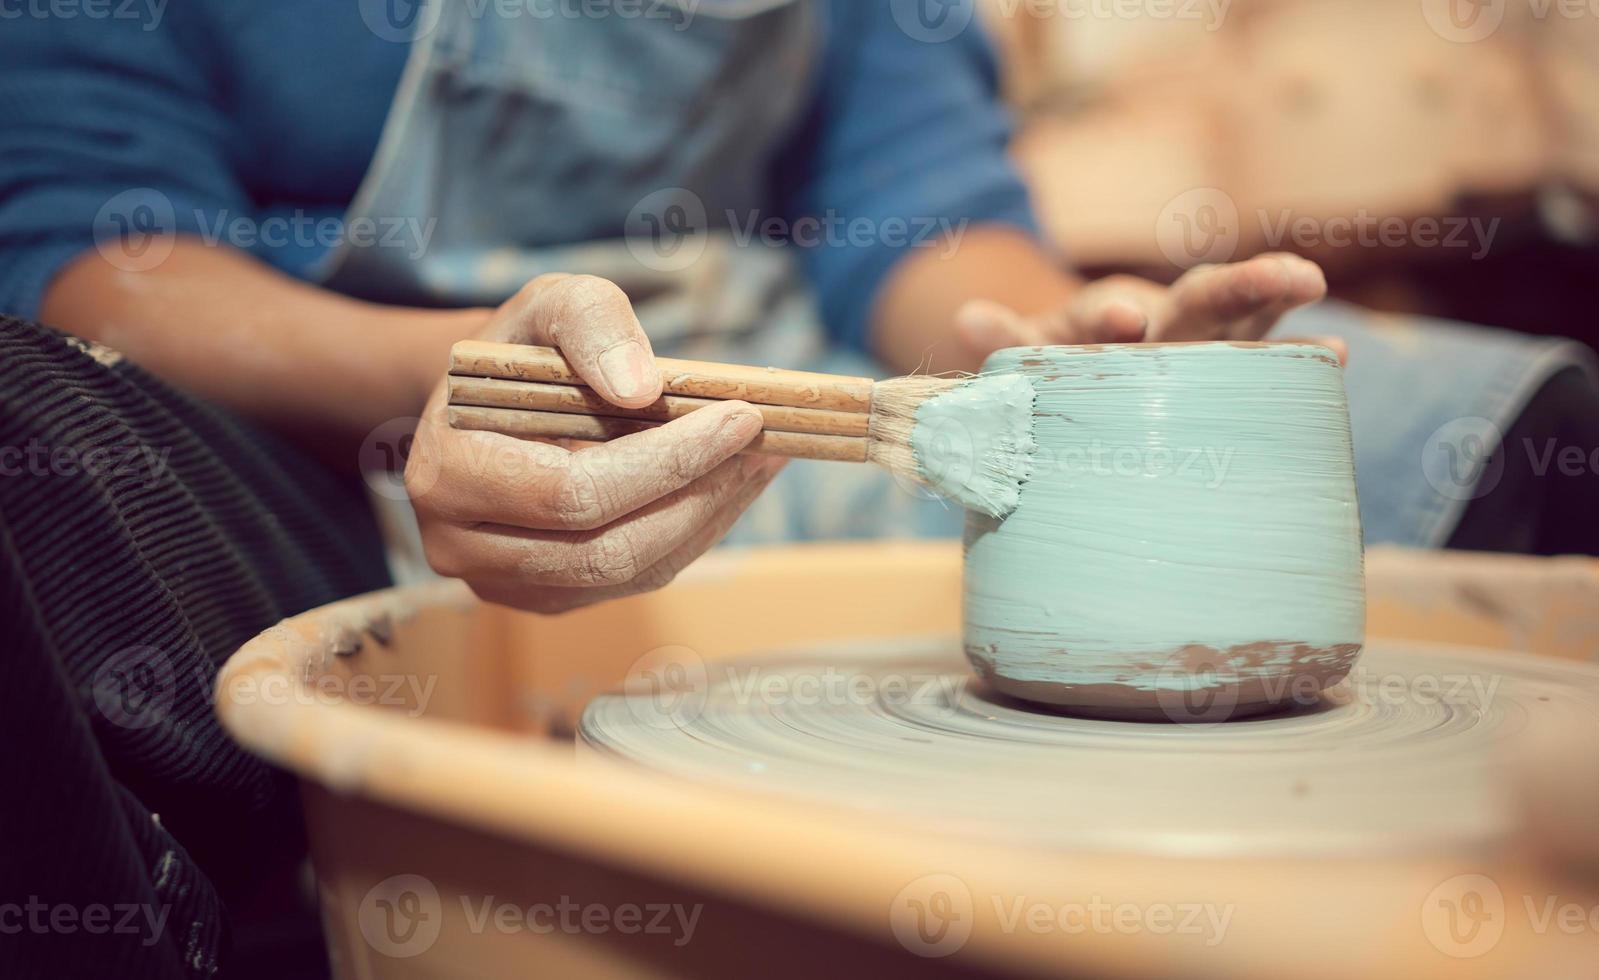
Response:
[962, 342, 1365, 721]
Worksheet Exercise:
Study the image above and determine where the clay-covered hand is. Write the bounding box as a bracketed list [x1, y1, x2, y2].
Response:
[956, 253, 1344, 361]
[406, 274, 783, 614]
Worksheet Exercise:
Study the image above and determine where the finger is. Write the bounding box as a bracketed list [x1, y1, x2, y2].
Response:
[410, 398, 764, 530]
[460, 458, 785, 614]
[1173, 254, 1326, 322]
[1062, 277, 1158, 343]
[1162, 254, 1326, 340]
[493, 273, 663, 408]
[955, 299, 1048, 357]
[424, 454, 779, 588]
[1066, 300, 1149, 343]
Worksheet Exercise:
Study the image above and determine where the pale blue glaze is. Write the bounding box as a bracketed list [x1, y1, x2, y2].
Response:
[963, 344, 1366, 697]
[910, 374, 1036, 519]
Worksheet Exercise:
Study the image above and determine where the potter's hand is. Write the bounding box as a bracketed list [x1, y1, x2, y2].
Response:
[406, 274, 783, 614]
[956, 253, 1344, 361]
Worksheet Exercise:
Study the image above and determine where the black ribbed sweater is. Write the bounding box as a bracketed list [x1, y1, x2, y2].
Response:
[0, 316, 391, 978]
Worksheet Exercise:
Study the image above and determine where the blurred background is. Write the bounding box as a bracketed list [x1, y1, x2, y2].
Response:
[982, 0, 1599, 349]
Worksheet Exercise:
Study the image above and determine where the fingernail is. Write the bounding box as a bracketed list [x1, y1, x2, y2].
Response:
[720, 406, 764, 443]
[1288, 258, 1326, 293]
[598, 341, 653, 401]
[1102, 300, 1148, 328]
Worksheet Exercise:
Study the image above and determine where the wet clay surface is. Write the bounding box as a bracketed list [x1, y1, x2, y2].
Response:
[583, 638, 1599, 858]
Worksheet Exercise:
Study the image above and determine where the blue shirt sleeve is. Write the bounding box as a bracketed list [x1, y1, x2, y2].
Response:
[0, 12, 251, 320]
[777, 0, 1043, 355]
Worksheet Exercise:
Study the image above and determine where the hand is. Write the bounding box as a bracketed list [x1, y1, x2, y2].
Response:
[406, 274, 783, 614]
[955, 253, 1345, 362]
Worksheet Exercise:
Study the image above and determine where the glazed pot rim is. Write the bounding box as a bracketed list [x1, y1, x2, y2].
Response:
[987, 340, 1338, 357]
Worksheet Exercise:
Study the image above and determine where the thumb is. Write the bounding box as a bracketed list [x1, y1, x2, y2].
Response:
[955, 299, 1045, 359]
[491, 273, 663, 409]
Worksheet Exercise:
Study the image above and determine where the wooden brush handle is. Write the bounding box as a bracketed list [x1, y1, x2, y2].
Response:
[450, 340, 875, 413]
[446, 341, 875, 462]
[448, 377, 871, 437]
[448, 406, 871, 462]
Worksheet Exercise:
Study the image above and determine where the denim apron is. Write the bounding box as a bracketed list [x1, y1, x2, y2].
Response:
[1270, 303, 1596, 547]
[323, 0, 958, 553]
[325, 1, 1593, 558]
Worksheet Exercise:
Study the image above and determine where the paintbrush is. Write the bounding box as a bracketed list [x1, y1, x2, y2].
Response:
[445, 340, 1036, 518]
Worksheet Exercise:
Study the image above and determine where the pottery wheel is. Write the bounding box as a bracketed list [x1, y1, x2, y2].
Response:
[580, 640, 1599, 859]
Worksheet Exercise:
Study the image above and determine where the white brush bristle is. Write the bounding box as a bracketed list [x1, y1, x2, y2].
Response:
[868, 374, 1037, 519]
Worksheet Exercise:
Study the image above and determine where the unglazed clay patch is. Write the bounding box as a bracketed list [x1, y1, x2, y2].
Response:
[968, 641, 1364, 720]
[962, 343, 1365, 718]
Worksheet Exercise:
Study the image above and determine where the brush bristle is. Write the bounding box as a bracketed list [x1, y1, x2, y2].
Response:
[868, 374, 1036, 518]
